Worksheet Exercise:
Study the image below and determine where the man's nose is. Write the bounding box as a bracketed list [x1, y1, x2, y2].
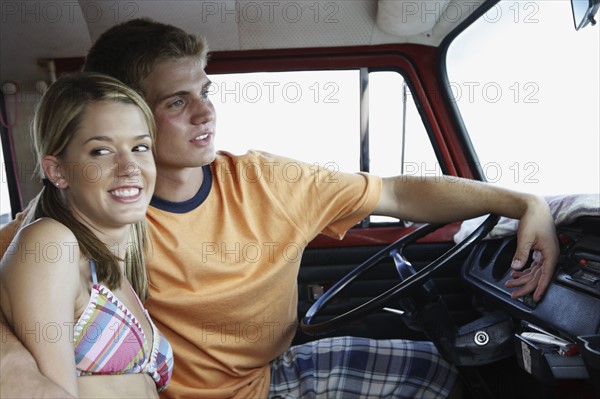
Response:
[190, 98, 214, 125]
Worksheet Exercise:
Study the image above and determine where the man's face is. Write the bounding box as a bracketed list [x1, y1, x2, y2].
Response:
[142, 57, 216, 173]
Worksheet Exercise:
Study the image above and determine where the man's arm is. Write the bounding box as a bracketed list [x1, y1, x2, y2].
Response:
[373, 175, 559, 302]
[1, 311, 73, 398]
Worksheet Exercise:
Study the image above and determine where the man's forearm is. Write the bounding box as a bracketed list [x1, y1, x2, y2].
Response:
[376, 175, 541, 223]
[1, 310, 72, 398]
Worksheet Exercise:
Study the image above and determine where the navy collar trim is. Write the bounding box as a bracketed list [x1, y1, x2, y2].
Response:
[149, 165, 212, 214]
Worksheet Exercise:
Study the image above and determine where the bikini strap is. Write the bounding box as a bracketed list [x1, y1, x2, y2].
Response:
[89, 259, 98, 285]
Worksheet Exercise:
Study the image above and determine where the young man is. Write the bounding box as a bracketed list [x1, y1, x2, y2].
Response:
[1, 18, 558, 399]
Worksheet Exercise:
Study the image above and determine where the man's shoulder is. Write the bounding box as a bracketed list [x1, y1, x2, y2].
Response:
[214, 149, 282, 164]
[213, 150, 298, 180]
[214, 149, 314, 171]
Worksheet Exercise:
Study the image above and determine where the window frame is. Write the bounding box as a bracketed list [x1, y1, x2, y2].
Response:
[206, 45, 479, 178]
[205, 45, 483, 238]
[437, 0, 501, 183]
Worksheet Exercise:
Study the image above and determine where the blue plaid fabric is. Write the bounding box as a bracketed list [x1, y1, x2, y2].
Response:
[269, 337, 457, 399]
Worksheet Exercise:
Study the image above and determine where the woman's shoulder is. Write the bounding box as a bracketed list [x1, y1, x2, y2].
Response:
[1, 218, 83, 308]
[11, 217, 81, 261]
[19, 217, 76, 240]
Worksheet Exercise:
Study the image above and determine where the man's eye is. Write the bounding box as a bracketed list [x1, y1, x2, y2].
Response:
[170, 99, 184, 108]
[202, 84, 214, 99]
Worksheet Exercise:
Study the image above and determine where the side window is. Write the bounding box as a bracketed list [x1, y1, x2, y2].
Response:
[208, 70, 360, 172]
[369, 71, 439, 178]
[0, 138, 11, 225]
[208, 69, 438, 225]
[446, 1, 599, 196]
[1, 93, 15, 224]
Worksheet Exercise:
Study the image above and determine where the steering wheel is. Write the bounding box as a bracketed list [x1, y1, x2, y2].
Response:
[301, 214, 500, 335]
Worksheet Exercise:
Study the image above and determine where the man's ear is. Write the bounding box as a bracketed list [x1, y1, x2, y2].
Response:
[41, 155, 67, 189]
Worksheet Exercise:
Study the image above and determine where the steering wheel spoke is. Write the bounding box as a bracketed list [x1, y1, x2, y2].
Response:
[301, 215, 500, 335]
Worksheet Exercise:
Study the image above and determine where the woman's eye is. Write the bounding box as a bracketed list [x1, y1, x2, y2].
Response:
[170, 99, 184, 108]
[91, 148, 110, 156]
[133, 144, 150, 152]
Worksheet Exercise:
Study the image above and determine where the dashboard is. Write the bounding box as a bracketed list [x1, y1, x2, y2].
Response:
[462, 216, 600, 386]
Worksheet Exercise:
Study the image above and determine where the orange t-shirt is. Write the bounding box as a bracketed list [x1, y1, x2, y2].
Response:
[0, 208, 28, 257]
[145, 151, 381, 399]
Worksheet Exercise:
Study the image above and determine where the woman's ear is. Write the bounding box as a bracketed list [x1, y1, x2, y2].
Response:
[41, 155, 67, 189]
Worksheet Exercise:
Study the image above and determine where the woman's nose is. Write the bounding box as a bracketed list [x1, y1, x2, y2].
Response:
[114, 152, 139, 179]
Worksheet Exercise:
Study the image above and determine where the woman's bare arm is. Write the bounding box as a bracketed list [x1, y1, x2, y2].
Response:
[1, 219, 80, 398]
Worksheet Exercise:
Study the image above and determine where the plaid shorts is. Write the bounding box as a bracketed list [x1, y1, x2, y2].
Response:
[269, 337, 457, 399]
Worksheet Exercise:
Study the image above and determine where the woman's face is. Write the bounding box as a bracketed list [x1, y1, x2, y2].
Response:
[55, 100, 156, 233]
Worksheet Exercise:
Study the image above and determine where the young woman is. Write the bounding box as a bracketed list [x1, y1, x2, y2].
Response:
[0, 73, 173, 398]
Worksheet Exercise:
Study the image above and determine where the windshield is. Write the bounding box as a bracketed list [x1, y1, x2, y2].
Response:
[447, 1, 599, 196]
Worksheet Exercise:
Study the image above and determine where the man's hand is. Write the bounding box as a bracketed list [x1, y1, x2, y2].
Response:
[505, 197, 559, 302]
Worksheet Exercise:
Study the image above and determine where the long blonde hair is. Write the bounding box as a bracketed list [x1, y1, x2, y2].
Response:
[26, 73, 156, 301]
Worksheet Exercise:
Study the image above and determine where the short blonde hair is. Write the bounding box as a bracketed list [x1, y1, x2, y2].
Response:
[84, 18, 209, 95]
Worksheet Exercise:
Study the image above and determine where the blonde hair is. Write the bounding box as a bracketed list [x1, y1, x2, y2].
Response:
[26, 73, 156, 301]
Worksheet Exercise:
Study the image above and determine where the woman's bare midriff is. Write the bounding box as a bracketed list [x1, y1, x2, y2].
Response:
[78, 373, 158, 398]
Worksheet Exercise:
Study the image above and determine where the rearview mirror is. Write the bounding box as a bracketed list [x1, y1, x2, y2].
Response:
[571, 0, 600, 30]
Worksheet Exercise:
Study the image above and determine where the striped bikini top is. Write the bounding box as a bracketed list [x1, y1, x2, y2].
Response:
[73, 260, 174, 392]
